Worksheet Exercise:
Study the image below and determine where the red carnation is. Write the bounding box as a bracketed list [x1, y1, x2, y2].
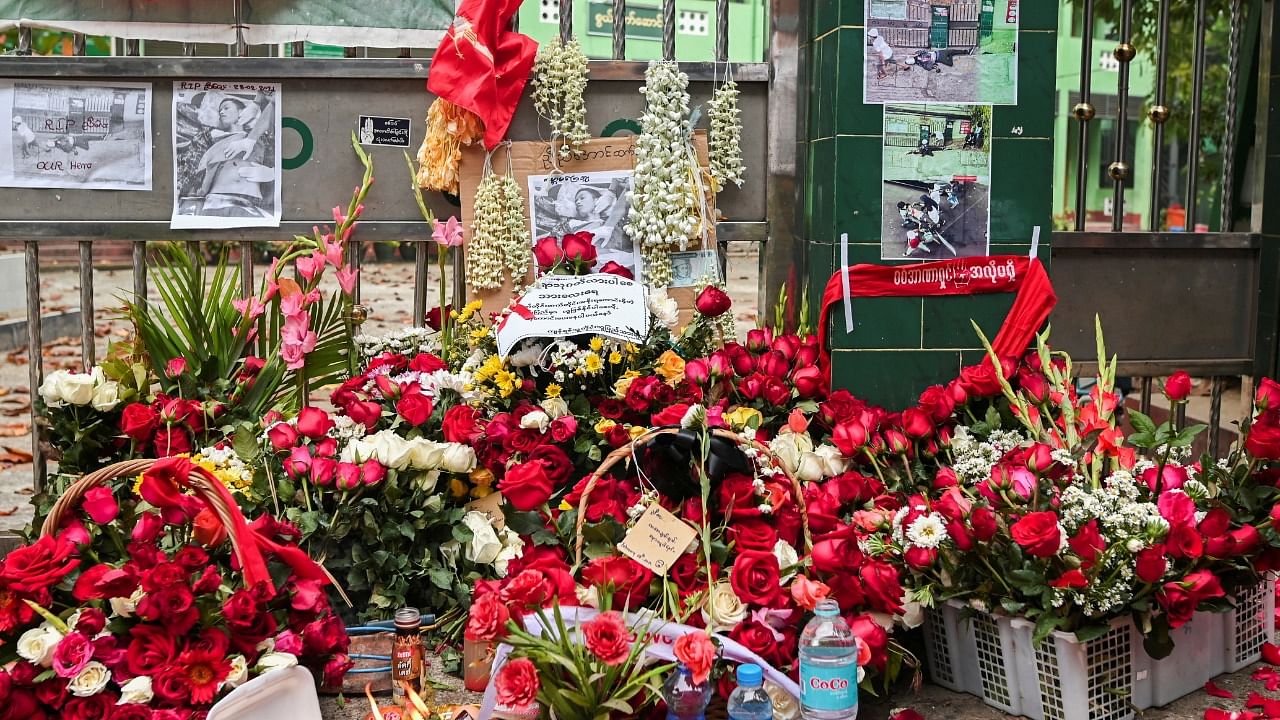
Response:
[494, 657, 540, 708]
[465, 592, 511, 641]
[675, 632, 716, 685]
[582, 611, 631, 666]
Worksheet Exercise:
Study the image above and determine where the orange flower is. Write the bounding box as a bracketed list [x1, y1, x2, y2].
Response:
[789, 576, 831, 611]
[655, 350, 686, 384]
[674, 632, 716, 684]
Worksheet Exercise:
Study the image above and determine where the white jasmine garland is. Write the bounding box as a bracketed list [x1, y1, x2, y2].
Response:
[68, 661, 111, 697]
[531, 39, 590, 159]
[117, 676, 154, 704]
[467, 171, 530, 290]
[708, 78, 745, 188]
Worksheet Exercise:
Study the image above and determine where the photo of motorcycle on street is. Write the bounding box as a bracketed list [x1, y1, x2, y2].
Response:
[881, 103, 991, 260]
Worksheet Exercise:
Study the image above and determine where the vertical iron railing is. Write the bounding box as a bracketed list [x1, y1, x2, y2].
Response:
[1072, 0, 1095, 231]
[1185, 0, 1208, 228]
[1221, 0, 1244, 233]
[1108, 0, 1133, 231]
[1147, 0, 1170, 231]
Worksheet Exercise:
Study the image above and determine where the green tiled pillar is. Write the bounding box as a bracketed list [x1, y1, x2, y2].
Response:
[805, 0, 1059, 408]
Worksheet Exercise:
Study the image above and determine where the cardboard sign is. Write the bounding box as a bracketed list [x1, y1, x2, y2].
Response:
[618, 504, 698, 576]
[357, 115, 411, 147]
[465, 491, 506, 530]
[495, 275, 650, 358]
[458, 135, 715, 323]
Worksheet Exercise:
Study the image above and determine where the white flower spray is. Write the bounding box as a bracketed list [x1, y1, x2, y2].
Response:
[467, 154, 530, 290]
[708, 76, 744, 188]
[532, 39, 590, 160]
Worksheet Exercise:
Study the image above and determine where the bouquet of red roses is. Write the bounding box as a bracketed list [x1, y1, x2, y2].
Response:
[0, 457, 351, 719]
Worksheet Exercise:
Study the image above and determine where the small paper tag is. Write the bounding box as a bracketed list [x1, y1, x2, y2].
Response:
[465, 492, 506, 530]
[618, 504, 699, 576]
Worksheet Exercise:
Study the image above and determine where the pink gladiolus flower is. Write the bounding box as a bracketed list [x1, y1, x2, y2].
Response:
[336, 266, 358, 296]
[321, 234, 345, 267]
[281, 312, 317, 370]
[232, 295, 267, 321]
[296, 252, 325, 283]
[333, 205, 346, 225]
[280, 291, 309, 318]
[432, 216, 464, 247]
[264, 258, 283, 301]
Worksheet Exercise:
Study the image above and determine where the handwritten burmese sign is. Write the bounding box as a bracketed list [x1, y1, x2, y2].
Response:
[587, 2, 664, 40]
[494, 275, 650, 359]
[619, 504, 699, 575]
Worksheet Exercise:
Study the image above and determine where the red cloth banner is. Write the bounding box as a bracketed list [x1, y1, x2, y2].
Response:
[818, 256, 1056, 380]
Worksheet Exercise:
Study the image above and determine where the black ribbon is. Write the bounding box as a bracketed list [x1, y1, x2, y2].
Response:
[638, 427, 750, 504]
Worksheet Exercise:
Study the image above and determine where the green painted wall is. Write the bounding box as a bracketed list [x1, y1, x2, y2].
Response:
[806, 0, 1058, 409]
[517, 0, 767, 63]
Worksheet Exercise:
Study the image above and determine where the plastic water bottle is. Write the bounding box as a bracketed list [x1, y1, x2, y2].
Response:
[727, 663, 774, 720]
[799, 599, 859, 719]
[663, 663, 712, 720]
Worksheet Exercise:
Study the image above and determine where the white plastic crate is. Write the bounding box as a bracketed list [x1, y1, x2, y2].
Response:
[1146, 610, 1225, 707]
[973, 611, 1026, 715]
[1224, 573, 1278, 672]
[922, 600, 982, 695]
[1009, 615, 1152, 720]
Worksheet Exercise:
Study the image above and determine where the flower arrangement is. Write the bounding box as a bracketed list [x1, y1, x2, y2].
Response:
[0, 457, 350, 718]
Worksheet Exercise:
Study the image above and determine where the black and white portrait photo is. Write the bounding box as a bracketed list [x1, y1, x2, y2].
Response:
[0, 79, 152, 191]
[171, 81, 281, 229]
[528, 170, 642, 279]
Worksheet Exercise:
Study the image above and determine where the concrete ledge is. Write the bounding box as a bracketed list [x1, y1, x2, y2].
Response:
[0, 309, 82, 353]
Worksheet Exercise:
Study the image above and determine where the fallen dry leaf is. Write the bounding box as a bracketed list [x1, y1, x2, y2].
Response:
[0, 507, 19, 517]
[0, 422, 29, 437]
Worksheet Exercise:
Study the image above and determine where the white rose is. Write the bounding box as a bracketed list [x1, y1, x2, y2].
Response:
[222, 656, 248, 690]
[68, 661, 111, 697]
[369, 431, 412, 470]
[814, 444, 849, 477]
[795, 452, 825, 484]
[520, 410, 550, 432]
[414, 470, 441, 494]
[493, 530, 525, 578]
[764, 680, 801, 720]
[17, 627, 60, 667]
[575, 584, 601, 609]
[773, 539, 799, 582]
[439, 443, 477, 474]
[440, 540, 461, 569]
[90, 380, 121, 411]
[57, 371, 97, 406]
[256, 638, 276, 654]
[540, 397, 569, 419]
[462, 511, 502, 565]
[38, 370, 69, 407]
[648, 290, 679, 327]
[110, 587, 144, 618]
[769, 432, 813, 476]
[117, 676, 154, 704]
[406, 438, 445, 470]
[702, 582, 747, 632]
[257, 652, 298, 673]
[899, 597, 925, 629]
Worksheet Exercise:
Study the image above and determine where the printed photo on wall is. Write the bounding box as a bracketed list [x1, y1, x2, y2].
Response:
[527, 170, 642, 280]
[0, 79, 152, 191]
[171, 81, 281, 229]
[864, 0, 1019, 105]
[880, 103, 992, 261]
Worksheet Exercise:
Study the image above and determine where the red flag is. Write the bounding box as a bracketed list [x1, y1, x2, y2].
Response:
[427, 0, 537, 149]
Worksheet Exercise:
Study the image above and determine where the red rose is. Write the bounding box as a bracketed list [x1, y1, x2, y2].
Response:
[296, 406, 335, 439]
[728, 521, 778, 553]
[466, 591, 512, 643]
[1135, 544, 1167, 583]
[528, 445, 573, 487]
[832, 421, 868, 456]
[193, 507, 228, 548]
[442, 405, 483, 443]
[138, 586, 199, 634]
[533, 236, 564, 271]
[1257, 377, 1280, 414]
[302, 615, 349, 657]
[126, 624, 179, 676]
[729, 620, 785, 667]
[131, 511, 165, 544]
[582, 556, 654, 610]
[119, 403, 160, 442]
[1156, 582, 1197, 628]
[1010, 512, 1062, 558]
[599, 261, 634, 279]
[1068, 520, 1105, 568]
[499, 462, 555, 511]
[917, 384, 956, 422]
[651, 403, 691, 427]
[222, 590, 276, 645]
[792, 366, 824, 399]
[396, 387, 435, 426]
[730, 551, 783, 606]
[582, 611, 632, 666]
[900, 407, 934, 439]
[1247, 419, 1280, 461]
[151, 667, 190, 705]
[958, 361, 1007, 399]
[1183, 569, 1226, 602]
[605, 424, 631, 448]
[152, 426, 192, 457]
[53, 632, 94, 679]
[73, 564, 139, 602]
[847, 614, 889, 671]
[695, 286, 732, 318]
[290, 578, 328, 614]
[669, 554, 716, 598]
[80, 486, 118, 525]
[811, 536, 860, 574]
[174, 546, 208, 572]
[549, 416, 577, 443]
[410, 352, 447, 373]
[323, 653, 355, 689]
[494, 657, 540, 708]
[113, 705, 154, 720]
[1164, 371, 1193, 402]
[345, 400, 383, 431]
[0, 535, 79, 595]
[859, 561, 904, 615]
[63, 693, 117, 720]
[266, 422, 300, 451]
[562, 476, 638, 524]
[192, 566, 222, 595]
[561, 232, 597, 269]
[75, 608, 107, 636]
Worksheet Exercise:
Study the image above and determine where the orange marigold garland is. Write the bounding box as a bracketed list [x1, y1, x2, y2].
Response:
[415, 98, 485, 194]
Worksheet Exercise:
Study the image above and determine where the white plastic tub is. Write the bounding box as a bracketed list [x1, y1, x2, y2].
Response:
[207, 666, 322, 720]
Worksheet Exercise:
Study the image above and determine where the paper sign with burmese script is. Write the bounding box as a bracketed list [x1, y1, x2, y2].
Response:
[465, 491, 506, 530]
[495, 274, 650, 359]
[619, 504, 698, 576]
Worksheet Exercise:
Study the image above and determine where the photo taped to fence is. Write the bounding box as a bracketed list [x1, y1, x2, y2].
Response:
[0, 79, 153, 191]
[171, 80, 282, 229]
[865, 0, 1019, 105]
[881, 103, 992, 261]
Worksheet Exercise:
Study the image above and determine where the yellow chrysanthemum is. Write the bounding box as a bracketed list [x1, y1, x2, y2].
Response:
[589, 336, 604, 352]
[471, 327, 492, 342]
[546, 383, 563, 398]
[609, 351, 623, 365]
[583, 353, 603, 373]
[457, 300, 483, 323]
